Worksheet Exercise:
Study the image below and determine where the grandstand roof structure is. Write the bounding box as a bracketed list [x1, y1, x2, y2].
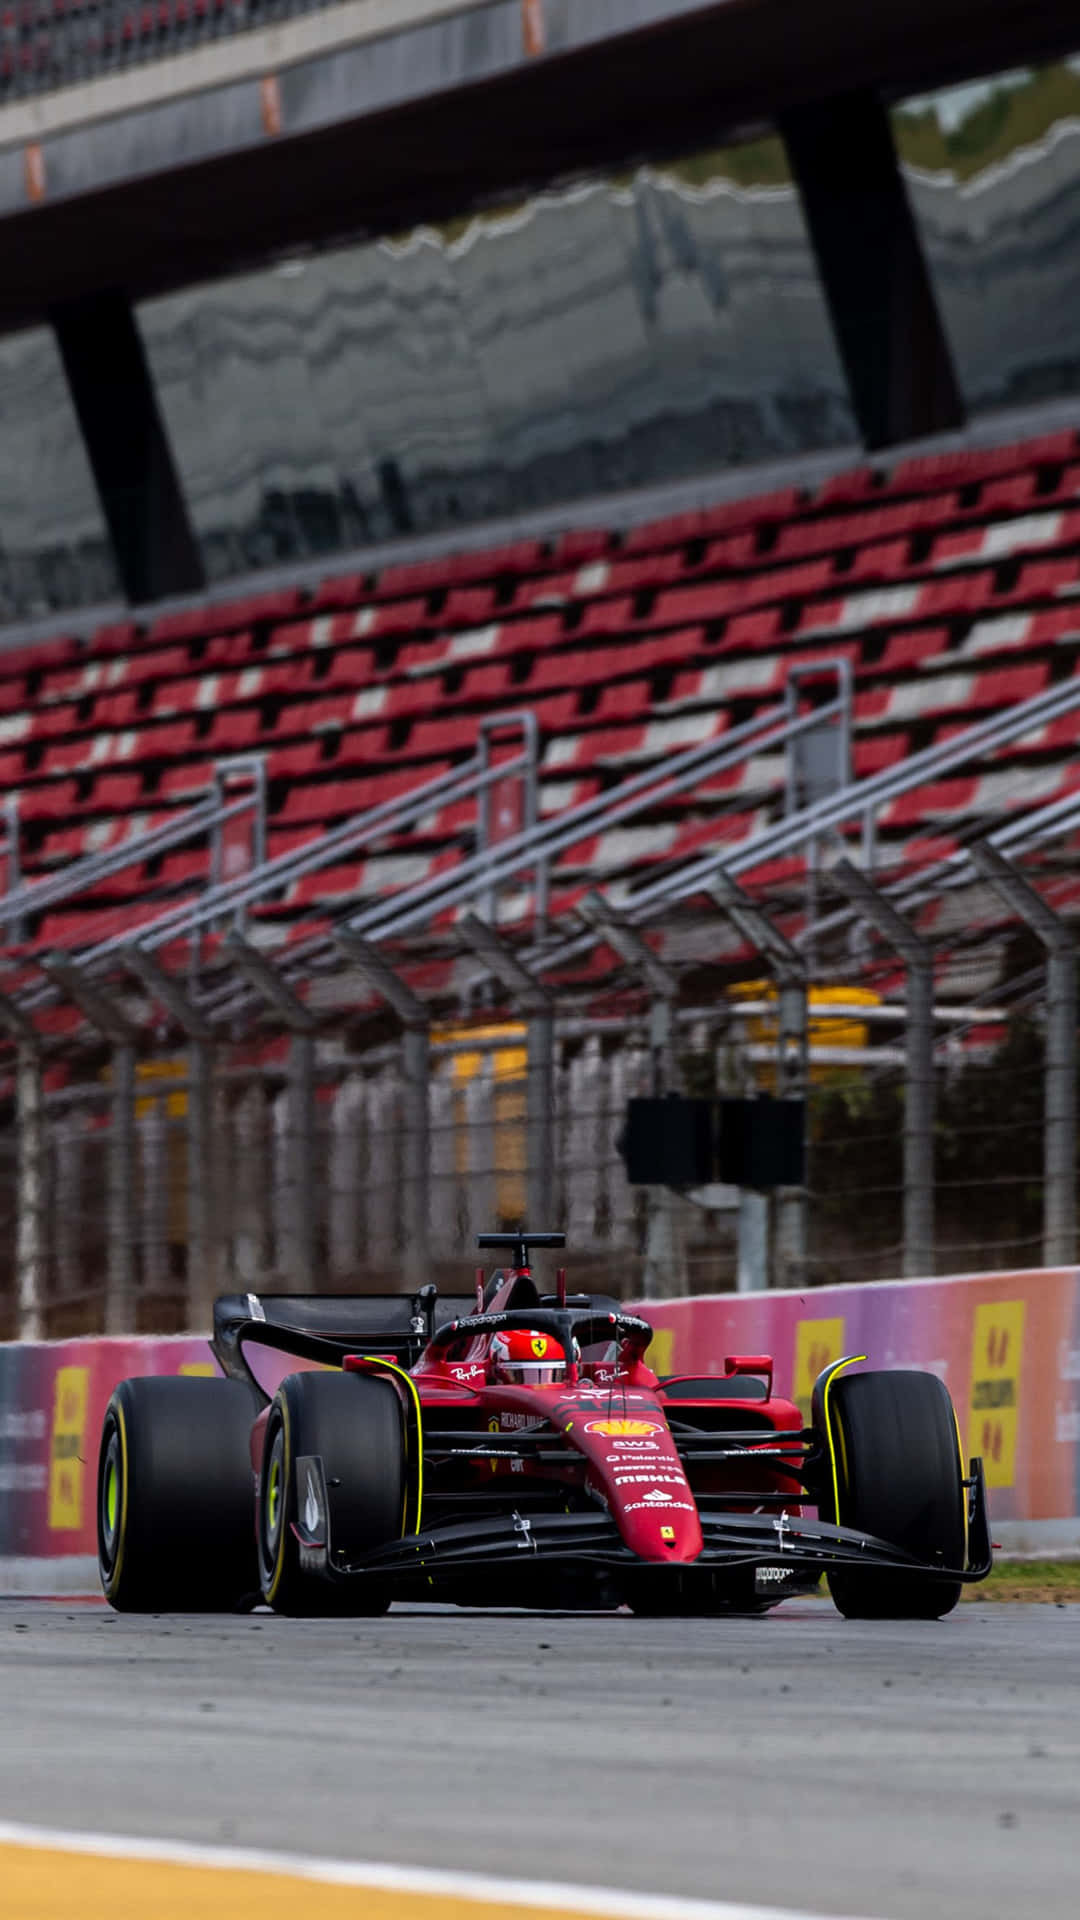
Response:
[0, 0, 1078, 330]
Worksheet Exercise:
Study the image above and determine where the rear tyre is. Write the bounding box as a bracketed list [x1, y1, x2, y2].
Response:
[258, 1371, 406, 1616]
[821, 1370, 966, 1620]
[98, 1376, 258, 1612]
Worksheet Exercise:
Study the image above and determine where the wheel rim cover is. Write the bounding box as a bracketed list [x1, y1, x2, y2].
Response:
[100, 1428, 120, 1565]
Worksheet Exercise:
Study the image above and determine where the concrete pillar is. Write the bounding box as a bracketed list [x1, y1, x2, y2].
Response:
[54, 1107, 85, 1299]
[833, 859, 935, 1280]
[1045, 946, 1077, 1267]
[366, 1068, 397, 1268]
[107, 1042, 138, 1334]
[429, 1066, 459, 1255]
[186, 1039, 217, 1325]
[707, 876, 808, 1289]
[737, 1191, 769, 1294]
[971, 841, 1076, 1267]
[526, 1010, 555, 1231]
[781, 89, 963, 448]
[52, 290, 204, 603]
[139, 1093, 169, 1295]
[15, 1042, 46, 1341]
[463, 1057, 496, 1245]
[608, 1041, 641, 1255]
[328, 1075, 366, 1282]
[233, 1080, 272, 1281]
[282, 1031, 317, 1290]
[565, 1039, 599, 1245]
[774, 968, 809, 1287]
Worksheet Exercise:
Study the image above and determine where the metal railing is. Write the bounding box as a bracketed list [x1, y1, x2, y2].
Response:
[1, 758, 265, 960]
[525, 663, 1080, 977]
[203, 666, 853, 1020]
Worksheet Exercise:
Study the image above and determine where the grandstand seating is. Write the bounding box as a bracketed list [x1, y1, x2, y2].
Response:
[4, 425, 1080, 960]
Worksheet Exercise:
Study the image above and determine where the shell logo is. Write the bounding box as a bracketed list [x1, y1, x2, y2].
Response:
[584, 1418, 662, 1437]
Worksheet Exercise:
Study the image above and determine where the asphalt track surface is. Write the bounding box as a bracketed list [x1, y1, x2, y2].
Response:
[1, 1598, 1078, 1920]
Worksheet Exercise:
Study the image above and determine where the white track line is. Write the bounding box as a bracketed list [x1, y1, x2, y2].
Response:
[0, 1818, 878, 1920]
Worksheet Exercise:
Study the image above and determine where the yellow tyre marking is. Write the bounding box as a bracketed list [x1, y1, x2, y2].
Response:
[952, 1405, 970, 1567]
[356, 1357, 425, 1535]
[264, 1394, 292, 1608]
[820, 1354, 867, 1524]
[103, 1398, 130, 1602]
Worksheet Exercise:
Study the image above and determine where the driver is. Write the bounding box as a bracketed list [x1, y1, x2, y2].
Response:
[490, 1328, 568, 1387]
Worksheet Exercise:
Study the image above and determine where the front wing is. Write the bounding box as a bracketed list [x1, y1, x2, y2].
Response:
[297, 1457, 992, 1594]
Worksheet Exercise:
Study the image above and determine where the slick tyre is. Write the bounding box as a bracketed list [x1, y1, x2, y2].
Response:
[98, 1376, 259, 1612]
[258, 1371, 406, 1616]
[822, 1370, 966, 1620]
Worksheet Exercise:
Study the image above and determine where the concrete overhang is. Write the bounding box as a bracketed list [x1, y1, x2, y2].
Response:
[0, 0, 1076, 332]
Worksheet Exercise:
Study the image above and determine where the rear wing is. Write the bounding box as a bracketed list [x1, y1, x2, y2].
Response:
[211, 1289, 476, 1396]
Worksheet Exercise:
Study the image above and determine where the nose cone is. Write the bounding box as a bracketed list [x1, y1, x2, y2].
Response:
[556, 1405, 704, 1564]
[614, 1486, 703, 1563]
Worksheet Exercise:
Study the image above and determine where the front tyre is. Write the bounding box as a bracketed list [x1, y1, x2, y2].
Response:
[821, 1369, 966, 1620]
[98, 1376, 258, 1612]
[259, 1371, 406, 1616]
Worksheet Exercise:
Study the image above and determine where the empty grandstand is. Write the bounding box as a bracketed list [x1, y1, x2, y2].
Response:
[2, 4, 1080, 1331]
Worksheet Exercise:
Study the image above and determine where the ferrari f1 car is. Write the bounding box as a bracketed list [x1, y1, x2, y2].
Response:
[97, 1232, 991, 1618]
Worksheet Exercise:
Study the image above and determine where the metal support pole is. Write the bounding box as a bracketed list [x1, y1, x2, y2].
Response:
[459, 913, 556, 1231]
[580, 891, 685, 1295]
[0, 989, 45, 1339]
[124, 944, 219, 1328]
[39, 954, 140, 1330]
[224, 934, 319, 1288]
[15, 1041, 45, 1341]
[108, 1041, 137, 1333]
[971, 842, 1076, 1266]
[526, 1008, 554, 1236]
[707, 875, 808, 1288]
[337, 932, 431, 1282]
[833, 860, 934, 1278]
[187, 1040, 216, 1321]
[286, 1031, 318, 1290]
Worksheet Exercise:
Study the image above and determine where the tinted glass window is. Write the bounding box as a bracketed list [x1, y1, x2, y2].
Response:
[895, 61, 1080, 412]
[0, 327, 117, 621]
[138, 138, 854, 582]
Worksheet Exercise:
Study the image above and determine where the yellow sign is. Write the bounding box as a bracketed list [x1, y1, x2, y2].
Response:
[968, 1300, 1025, 1489]
[648, 1327, 675, 1378]
[179, 1362, 216, 1377]
[48, 1365, 89, 1531]
[792, 1317, 846, 1424]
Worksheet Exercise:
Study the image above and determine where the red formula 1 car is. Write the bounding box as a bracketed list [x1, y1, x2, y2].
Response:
[97, 1232, 991, 1618]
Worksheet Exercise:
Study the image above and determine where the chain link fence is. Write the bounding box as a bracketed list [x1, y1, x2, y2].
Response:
[0, 938, 1069, 1339]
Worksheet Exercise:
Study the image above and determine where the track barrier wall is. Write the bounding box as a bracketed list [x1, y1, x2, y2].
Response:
[0, 1265, 1078, 1590]
[641, 1267, 1080, 1556]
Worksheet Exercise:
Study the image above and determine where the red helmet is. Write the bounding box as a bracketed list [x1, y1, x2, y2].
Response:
[490, 1328, 567, 1386]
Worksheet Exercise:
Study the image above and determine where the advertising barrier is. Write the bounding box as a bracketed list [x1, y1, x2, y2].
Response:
[1, 1265, 1078, 1591]
[0, 1335, 215, 1592]
[640, 1267, 1080, 1555]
